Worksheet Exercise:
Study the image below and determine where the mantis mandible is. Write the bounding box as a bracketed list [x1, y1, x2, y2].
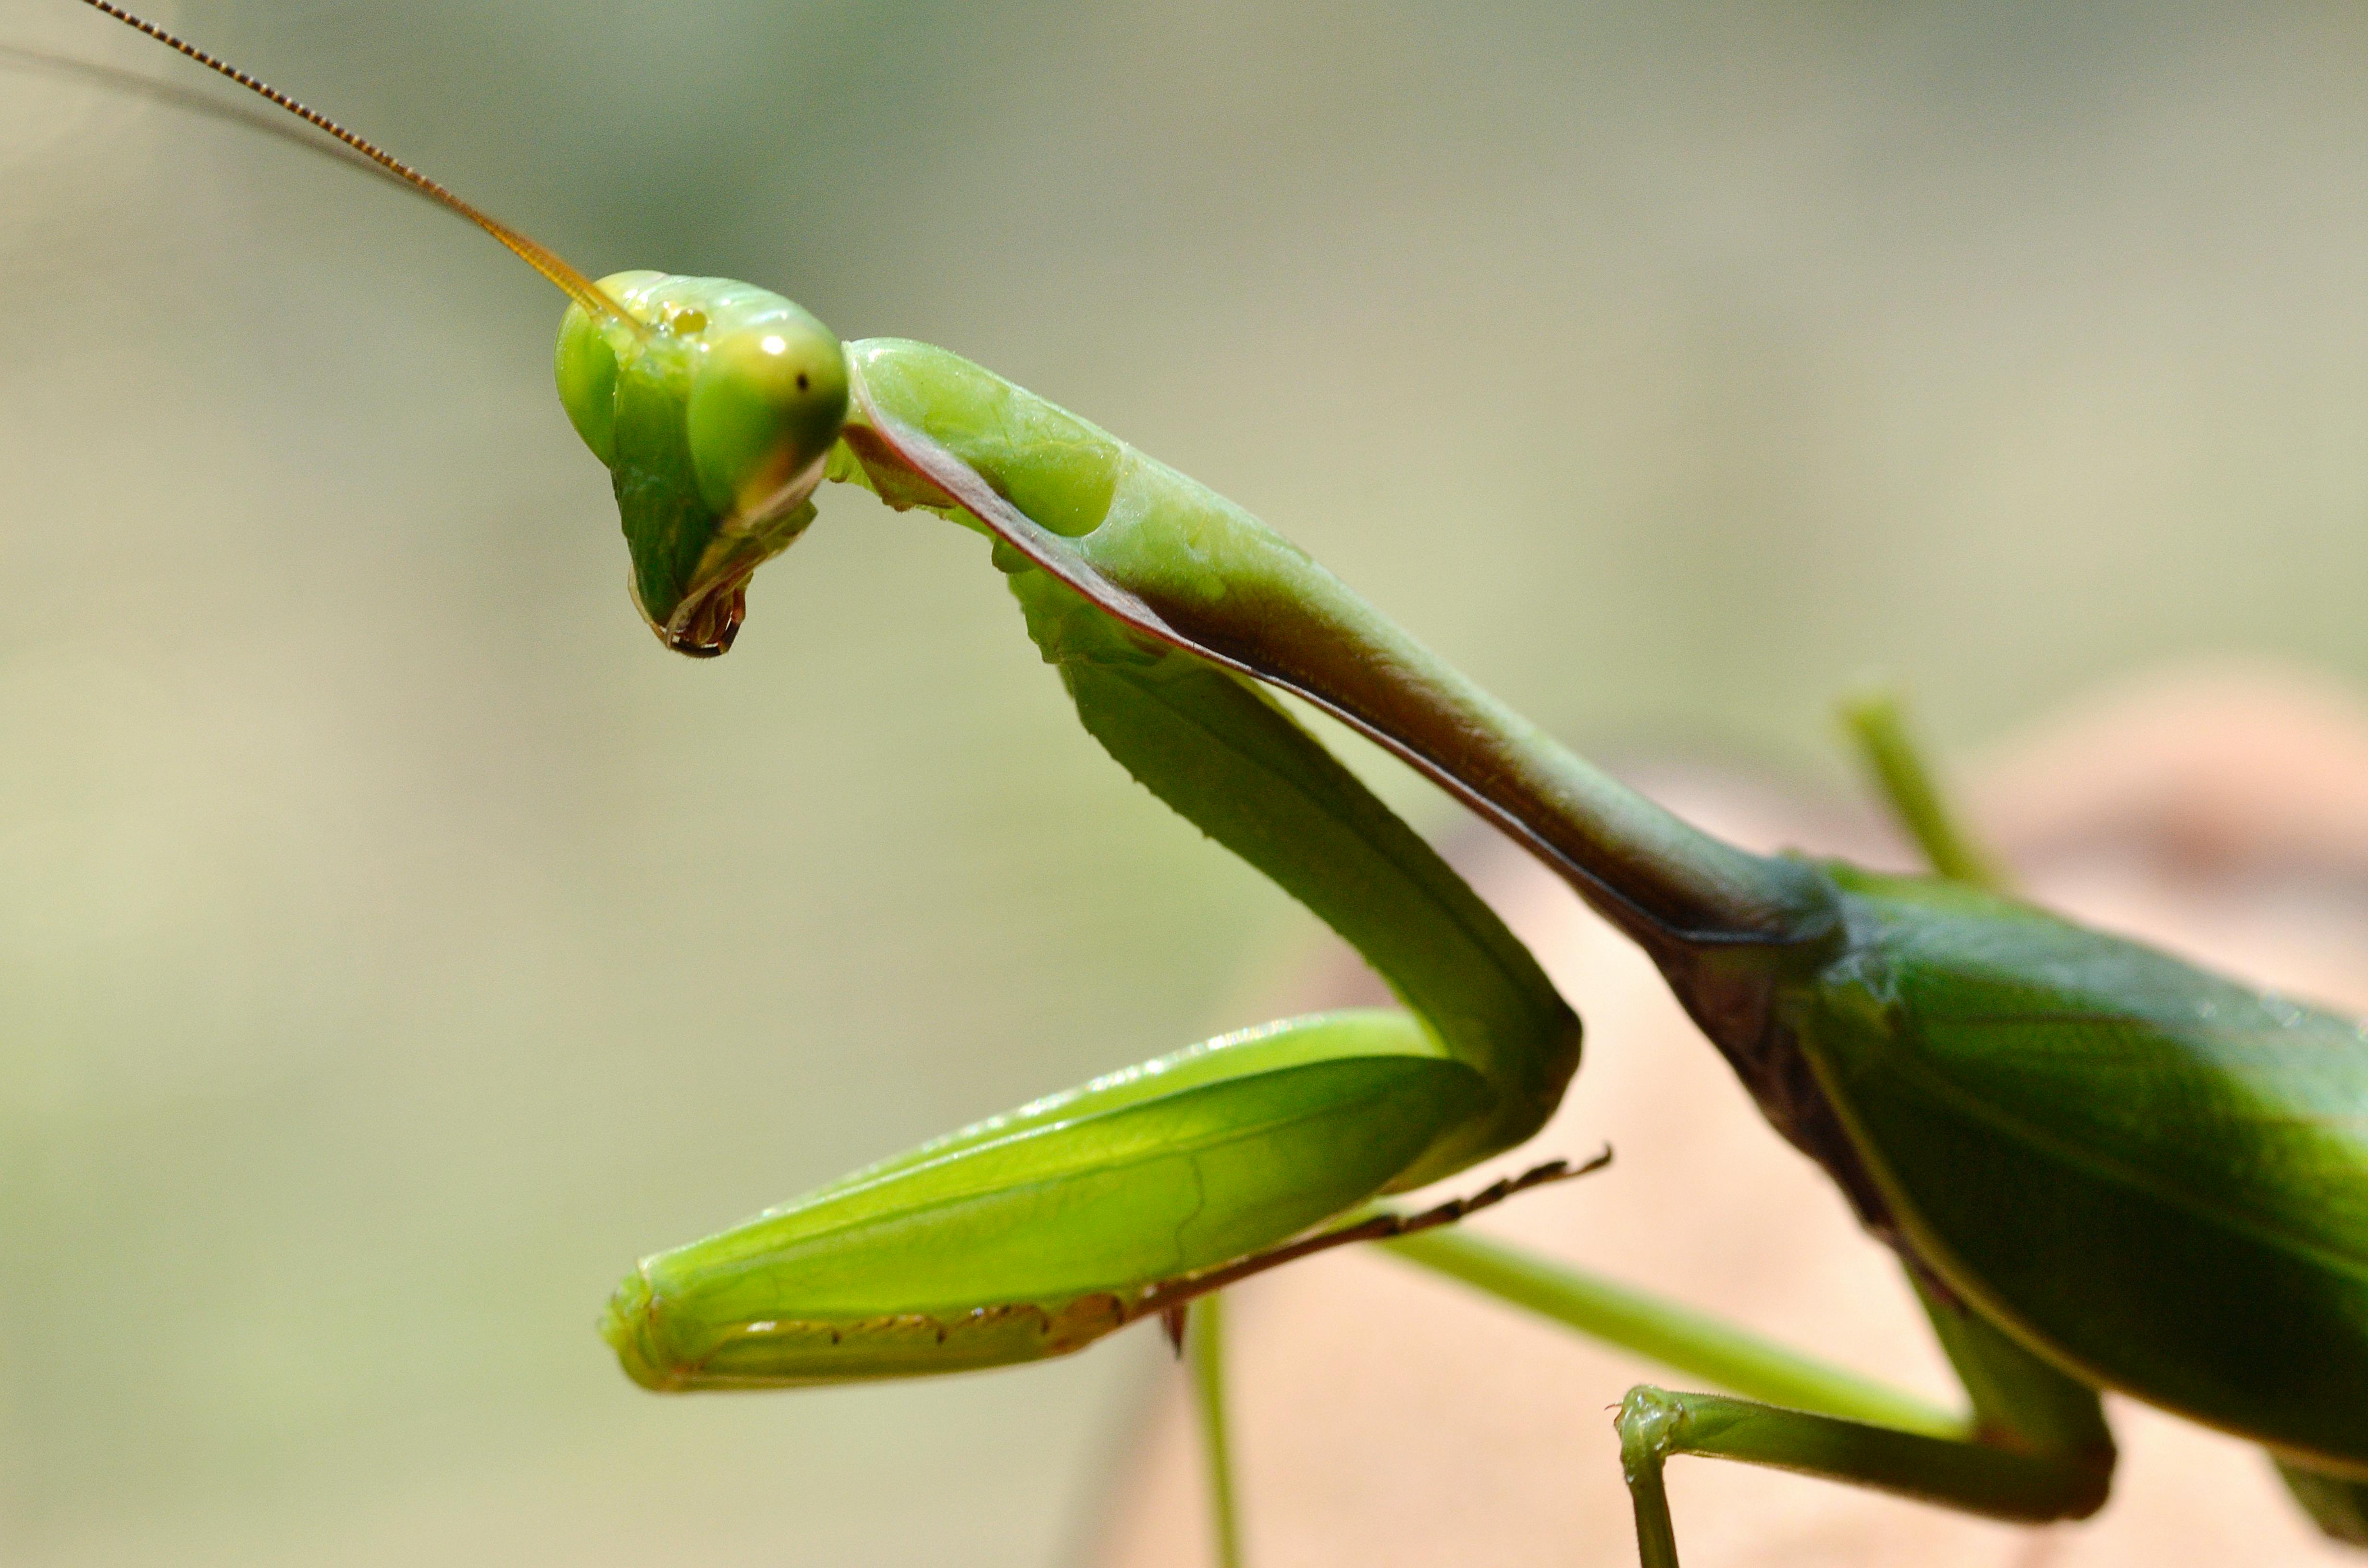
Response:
[67, 5, 2368, 1562]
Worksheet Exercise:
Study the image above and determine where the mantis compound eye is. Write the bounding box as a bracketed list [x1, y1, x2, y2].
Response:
[553, 271, 851, 656]
[553, 269, 664, 468]
[686, 314, 849, 521]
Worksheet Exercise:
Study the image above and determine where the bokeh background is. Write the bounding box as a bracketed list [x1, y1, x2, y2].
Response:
[4, 1, 2368, 1563]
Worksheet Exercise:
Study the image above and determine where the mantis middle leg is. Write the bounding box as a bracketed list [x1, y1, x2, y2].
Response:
[1387, 694, 2114, 1564]
[1388, 1183, 2113, 1564]
[1612, 1278, 2112, 1566]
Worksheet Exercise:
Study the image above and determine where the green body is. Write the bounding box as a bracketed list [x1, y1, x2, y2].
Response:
[559, 274, 2368, 1502]
[62, 7, 2368, 1557]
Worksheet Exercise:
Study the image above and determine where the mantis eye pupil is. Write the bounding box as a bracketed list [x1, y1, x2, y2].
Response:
[796, 373, 810, 390]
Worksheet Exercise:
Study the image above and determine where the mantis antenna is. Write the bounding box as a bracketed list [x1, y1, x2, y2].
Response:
[77, 0, 640, 334]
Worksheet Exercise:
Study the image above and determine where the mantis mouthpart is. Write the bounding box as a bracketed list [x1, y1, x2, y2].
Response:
[71, 2, 2368, 1560]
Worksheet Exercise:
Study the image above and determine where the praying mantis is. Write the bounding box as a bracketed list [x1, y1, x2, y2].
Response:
[40, 6, 2368, 1564]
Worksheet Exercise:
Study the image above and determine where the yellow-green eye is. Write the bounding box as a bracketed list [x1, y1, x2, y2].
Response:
[553, 269, 665, 467]
[554, 303, 622, 466]
[686, 315, 850, 518]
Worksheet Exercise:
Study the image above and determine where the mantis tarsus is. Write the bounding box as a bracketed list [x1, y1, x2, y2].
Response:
[59, 5, 2368, 1562]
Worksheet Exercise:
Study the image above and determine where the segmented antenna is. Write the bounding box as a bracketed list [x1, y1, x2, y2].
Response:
[79, 0, 639, 332]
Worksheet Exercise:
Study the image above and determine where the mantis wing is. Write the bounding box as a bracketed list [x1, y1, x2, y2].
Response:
[1801, 862, 2368, 1472]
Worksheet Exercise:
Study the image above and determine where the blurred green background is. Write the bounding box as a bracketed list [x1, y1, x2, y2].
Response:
[4, 1, 2368, 1562]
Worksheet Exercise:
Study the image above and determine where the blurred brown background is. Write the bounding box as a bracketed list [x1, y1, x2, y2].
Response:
[5, 2, 2368, 1563]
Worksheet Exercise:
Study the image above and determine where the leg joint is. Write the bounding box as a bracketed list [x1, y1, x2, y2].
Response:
[1616, 1385, 1688, 1481]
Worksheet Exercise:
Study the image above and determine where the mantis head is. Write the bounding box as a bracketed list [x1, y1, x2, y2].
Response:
[555, 273, 851, 656]
[63, 5, 857, 658]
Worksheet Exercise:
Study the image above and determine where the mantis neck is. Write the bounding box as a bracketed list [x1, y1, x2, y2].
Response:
[1140, 558, 1849, 1049]
[839, 343, 1844, 1032]
[1214, 601, 1839, 953]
